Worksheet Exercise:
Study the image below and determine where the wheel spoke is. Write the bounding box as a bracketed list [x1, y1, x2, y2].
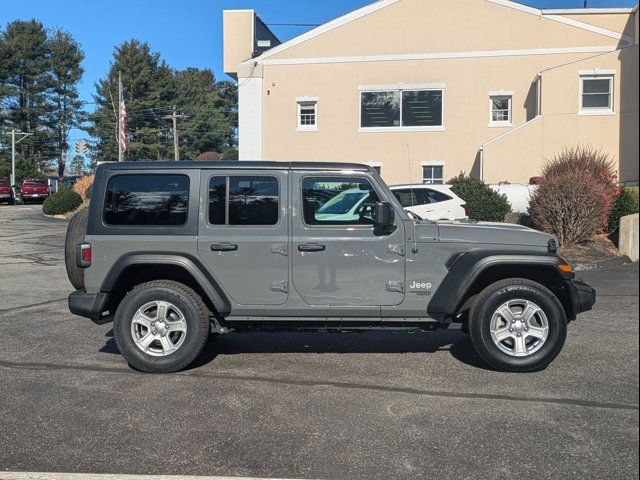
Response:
[514, 335, 528, 356]
[522, 302, 541, 324]
[493, 327, 513, 342]
[156, 301, 168, 322]
[159, 335, 174, 353]
[166, 318, 187, 333]
[132, 312, 154, 328]
[527, 325, 548, 340]
[138, 332, 156, 350]
[498, 305, 517, 324]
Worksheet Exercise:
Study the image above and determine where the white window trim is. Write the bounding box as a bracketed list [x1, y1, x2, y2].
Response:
[421, 161, 445, 184]
[296, 97, 318, 132]
[578, 74, 614, 116]
[358, 84, 445, 132]
[488, 93, 513, 127]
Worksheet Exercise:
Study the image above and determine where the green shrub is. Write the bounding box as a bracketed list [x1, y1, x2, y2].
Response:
[607, 187, 639, 234]
[85, 183, 92, 200]
[448, 175, 511, 222]
[42, 188, 83, 215]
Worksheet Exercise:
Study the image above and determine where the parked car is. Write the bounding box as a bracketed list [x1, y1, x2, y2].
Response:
[66, 161, 595, 374]
[0, 178, 15, 205]
[490, 184, 537, 214]
[20, 178, 50, 203]
[389, 184, 468, 220]
[61, 176, 80, 189]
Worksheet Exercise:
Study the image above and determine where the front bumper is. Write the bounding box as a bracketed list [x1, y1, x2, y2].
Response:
[567, 279, 596, 318]
[68, 290, 110, 324]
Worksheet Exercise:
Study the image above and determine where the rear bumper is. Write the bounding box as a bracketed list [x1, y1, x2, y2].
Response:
[567, 279, 596, 319]
[68, 290, 110, 324]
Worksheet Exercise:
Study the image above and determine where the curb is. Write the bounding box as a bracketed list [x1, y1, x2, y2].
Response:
[0, 474, 305, 480]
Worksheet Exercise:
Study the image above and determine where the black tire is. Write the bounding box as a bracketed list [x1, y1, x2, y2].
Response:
[468, 278, 567, 372]
[113, 280, 210, 373]
[64, 208, 89, 290]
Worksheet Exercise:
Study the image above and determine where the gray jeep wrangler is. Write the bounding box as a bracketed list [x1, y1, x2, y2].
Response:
[67, 161, 595, 373]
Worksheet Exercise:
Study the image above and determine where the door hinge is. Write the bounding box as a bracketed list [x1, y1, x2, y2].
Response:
[271, 243, 288, 256]
[269, 280, 288, 293]
[386, 280, 405, 294]
[387, 244, 404, 256]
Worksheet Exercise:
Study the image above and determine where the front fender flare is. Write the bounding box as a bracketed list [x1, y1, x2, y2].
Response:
[427, 250, 571, 320]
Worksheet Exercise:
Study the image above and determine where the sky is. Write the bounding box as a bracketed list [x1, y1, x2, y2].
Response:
[1, 0, 637, 143]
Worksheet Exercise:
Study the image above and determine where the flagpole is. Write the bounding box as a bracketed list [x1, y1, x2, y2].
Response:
[118, 72, 122, 162]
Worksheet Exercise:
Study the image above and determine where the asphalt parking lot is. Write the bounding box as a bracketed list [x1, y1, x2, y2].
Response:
[0, 204, 638, 480]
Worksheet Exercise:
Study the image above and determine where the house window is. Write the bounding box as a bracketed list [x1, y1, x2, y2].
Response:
[422, 165, 444, 185]
[297, 99, 317, 130]
[580, 75, 613, 113]
[360, 85, 444, 130]
[490, 95, 512, 125]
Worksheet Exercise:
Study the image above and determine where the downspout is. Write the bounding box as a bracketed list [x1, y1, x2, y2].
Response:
[479, 147, 484, 182]
[536, 73, 542, 116]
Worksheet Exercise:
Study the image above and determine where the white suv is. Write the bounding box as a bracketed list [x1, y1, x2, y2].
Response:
[390, 184, 468, 221]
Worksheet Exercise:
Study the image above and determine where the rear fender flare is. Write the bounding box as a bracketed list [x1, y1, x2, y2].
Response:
[100, 253, 231, 315]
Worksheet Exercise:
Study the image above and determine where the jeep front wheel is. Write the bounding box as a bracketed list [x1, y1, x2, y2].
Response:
[113, 280, 210, 373]
[468, 278, 567, 372]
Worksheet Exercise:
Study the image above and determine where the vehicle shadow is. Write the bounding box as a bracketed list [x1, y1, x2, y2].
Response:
[100, 328, 492, 371]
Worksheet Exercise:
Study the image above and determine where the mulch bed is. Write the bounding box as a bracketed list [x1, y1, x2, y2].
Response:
[559, 234, 630, 271]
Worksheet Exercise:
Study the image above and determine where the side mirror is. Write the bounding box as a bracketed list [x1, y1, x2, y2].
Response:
[374, 201, 395, 228]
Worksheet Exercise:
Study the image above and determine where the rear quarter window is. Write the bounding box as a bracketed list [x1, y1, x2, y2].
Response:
[103, 174, 189, 226]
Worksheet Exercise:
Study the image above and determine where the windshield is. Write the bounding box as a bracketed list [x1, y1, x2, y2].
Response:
[0, 180, 8, 186]
[317, 190, 368, 215]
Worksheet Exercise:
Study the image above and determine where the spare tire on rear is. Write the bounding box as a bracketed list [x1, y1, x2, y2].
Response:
[65, 208, 89, 290]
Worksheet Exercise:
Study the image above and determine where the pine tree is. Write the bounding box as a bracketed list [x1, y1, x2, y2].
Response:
[87, 41, 238, 163]
[173, 68, 237, 160]
[87, 40, 175, 162]
[68, 154, 85, 175]
[0, 20, 54, 179]
[49, 31, 85, 177]
[0, 20, 85, 180]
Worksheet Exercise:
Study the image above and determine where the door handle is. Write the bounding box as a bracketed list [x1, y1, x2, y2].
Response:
[298, 243, 326, 252]
[211, 243, 238, 252]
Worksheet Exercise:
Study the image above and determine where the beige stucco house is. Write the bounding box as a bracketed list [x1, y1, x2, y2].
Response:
[223, 0, 639, 185]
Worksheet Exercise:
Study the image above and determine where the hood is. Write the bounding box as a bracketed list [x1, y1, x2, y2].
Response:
[414, 220, 556, 249]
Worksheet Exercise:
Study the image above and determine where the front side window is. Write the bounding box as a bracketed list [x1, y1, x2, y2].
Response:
[490, 95, 512, 124]
[208, 175, 279, 226]
[302, 176, 380, 225]
[360, 88, 443, 129]
[422, 166, 444, 185]
[297, 101, 317, 130]
[581, 75, 613, 112]
[104, 174, 189, 226]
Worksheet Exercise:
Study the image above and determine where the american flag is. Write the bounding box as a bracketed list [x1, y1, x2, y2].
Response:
[118, 75, 127, 155]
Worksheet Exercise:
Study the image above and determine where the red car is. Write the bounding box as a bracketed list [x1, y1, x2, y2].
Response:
[20, 178, 50, 203]
[0, 178, 14, 205]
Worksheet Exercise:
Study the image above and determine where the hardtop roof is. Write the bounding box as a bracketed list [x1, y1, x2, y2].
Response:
[98, 160, 373, 172]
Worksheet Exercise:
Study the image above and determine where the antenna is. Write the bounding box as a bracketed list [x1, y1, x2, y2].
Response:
[406, 144, 418, 255]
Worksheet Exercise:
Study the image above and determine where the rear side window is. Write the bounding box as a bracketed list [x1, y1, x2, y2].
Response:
[208, 175, 279, 226]
[104, 174, 189, 226]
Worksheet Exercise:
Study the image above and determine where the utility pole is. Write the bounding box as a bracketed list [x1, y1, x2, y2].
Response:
[118, 72, 124, 162]
[163, 106, 187, 161]
[11, 129, 32, 187]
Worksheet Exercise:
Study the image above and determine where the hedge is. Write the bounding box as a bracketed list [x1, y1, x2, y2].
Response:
[607, 186, 640, 234]
[448, 175, 511, 222]
[42, 188, 83, 215]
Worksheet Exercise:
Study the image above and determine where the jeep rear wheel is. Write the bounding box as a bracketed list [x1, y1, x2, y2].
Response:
[113, 280, 210, 373]
[468, 278, 567, 372]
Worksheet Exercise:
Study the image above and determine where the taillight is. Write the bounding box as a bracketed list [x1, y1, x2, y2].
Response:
[462, 204, 470, 217]
[77, 243, 91, 268]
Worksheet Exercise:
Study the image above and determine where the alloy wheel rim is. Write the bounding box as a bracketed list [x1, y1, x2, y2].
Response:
[130, 300, 187, 357]
[489, 299, 549, 357]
